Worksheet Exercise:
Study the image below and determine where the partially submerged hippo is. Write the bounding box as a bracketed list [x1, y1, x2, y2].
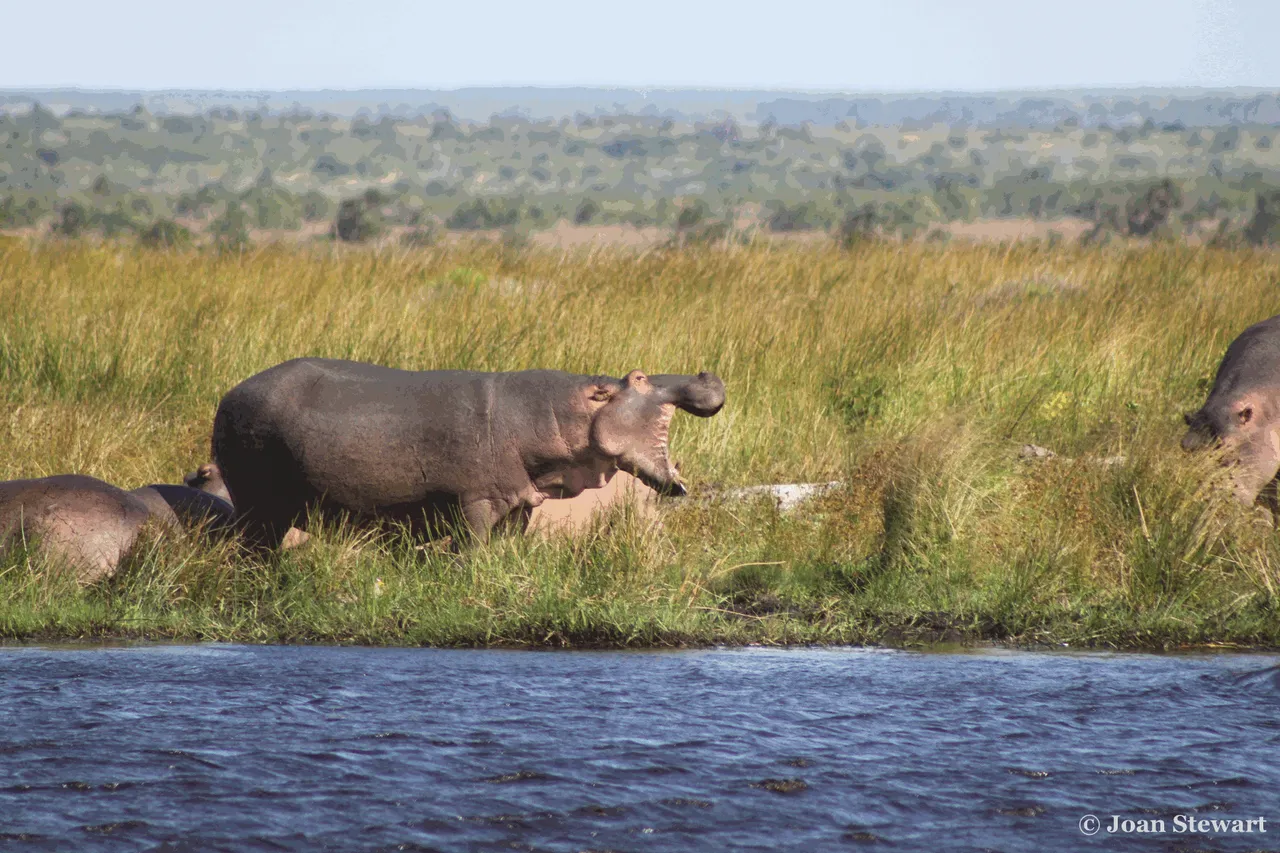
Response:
[211, 359, 725, 546]
[1182, 313, 1280, 508]
[0, 475, 168, 583]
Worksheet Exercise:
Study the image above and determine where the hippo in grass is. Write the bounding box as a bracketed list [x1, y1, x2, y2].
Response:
[211, 358, 725, 547]
[0, 468, 254, 584]
[179, 462, 310, 548]
[183, 462, 233, 504]
[527, 470, 661, 536]
[0, 475, 177, 584]
[131, 481, 236, 535]
[1183, 313, 1280, 510]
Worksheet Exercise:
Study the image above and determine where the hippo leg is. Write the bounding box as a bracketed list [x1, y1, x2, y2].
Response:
[237, 515, 297, 551]
[496, 504, 534, 536]
[460, 499, 505, 544]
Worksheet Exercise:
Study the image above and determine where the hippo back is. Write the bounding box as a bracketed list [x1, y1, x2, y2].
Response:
[0, 475, 158, 583]
[131, 484, 236, 534]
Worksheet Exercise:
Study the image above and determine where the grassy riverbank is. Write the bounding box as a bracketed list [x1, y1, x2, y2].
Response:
[3, 237, 1280, 649]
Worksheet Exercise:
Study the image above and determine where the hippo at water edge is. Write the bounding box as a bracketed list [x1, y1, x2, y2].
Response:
[0, 474, 172, 583]
[1182, 313, 1280, 509]
[211, 359, 725, 547]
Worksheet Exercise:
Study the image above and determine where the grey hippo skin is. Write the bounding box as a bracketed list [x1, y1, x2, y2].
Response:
[1183, 313, 1280, 509]
[129, 480, 236, 536]
[0, 475, 166, 583]
[211, 358, 726, 547]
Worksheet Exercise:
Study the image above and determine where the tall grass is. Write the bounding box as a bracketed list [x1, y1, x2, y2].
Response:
[2, 237, 1280, 648]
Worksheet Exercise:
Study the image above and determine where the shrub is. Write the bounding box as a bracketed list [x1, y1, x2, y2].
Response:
[573, 199, 600, 225]
[446, 197, 521, 230]
[333, 196, 383, 242]
[52, 202, 90, 238]
[138, 218, 193, 249]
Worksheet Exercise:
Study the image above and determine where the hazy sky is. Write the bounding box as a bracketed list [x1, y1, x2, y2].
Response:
[4, 0, 1278, 92]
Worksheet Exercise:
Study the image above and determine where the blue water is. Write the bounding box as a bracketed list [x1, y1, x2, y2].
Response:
[1, 645, 1279, 852]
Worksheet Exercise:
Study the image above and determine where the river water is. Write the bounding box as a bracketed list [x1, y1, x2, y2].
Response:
[1, 645, 1278, 852]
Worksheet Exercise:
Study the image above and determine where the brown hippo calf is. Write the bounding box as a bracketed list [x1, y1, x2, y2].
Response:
[212, 359, 725, 547]
[1183, 313, 1280, 509]
[527, 470, 661, 536]
[0, 475, 165, 583]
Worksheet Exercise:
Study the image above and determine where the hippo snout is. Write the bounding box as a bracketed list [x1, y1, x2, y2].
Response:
[650, 372, 726, 417]
[1181, 430, 1212, 452]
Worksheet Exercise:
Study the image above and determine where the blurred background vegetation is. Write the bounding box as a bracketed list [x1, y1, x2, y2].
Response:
[3, 88, 1280, 246]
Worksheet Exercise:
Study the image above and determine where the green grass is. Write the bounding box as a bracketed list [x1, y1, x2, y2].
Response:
[2, 236, 1280, 649]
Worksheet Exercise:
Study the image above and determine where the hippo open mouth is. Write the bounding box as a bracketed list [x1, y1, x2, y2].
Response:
[625, 405, 688, 497]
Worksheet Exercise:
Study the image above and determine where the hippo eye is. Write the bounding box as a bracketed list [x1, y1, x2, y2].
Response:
[590, 387, 612, 402]
[1239, 407, 1254, 426]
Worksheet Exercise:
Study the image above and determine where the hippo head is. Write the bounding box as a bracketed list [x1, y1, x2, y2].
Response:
[1182, 392, 1280, 505]
[586, 370, 725, 497]
[184, 463, 233, 506]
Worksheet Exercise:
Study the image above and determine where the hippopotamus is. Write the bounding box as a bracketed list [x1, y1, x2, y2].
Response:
[183, 462, 233, 504]
[211, 358, 725, 546]
[178, 462, 310, 548]
[0, 475, 172, 583]
[129, 482, 236, 535]
[1182, 313, 1280, 509]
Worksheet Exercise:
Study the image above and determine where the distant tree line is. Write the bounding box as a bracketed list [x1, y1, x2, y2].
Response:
[3, 101, 1280, 246]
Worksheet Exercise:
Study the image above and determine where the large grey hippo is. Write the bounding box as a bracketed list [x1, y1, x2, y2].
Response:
[0, 475, 170, 583]
[211, 359, 725, 546]
[1182, 313, 1280, 509]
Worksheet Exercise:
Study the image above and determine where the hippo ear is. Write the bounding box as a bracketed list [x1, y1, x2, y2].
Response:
[649, 372, 726, 417]
[1183, 413, 1193, 426]
[622, 369, 651, 391]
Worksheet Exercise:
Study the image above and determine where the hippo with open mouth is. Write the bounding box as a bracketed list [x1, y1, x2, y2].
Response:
[210, 358, 725, 547]
[1182, 313, 1280, 511]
